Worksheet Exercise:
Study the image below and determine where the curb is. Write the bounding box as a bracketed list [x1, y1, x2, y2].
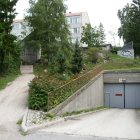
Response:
[21, 108, 108, 133]
[64, 108, 108, 121]
[21, 108, 29, 132]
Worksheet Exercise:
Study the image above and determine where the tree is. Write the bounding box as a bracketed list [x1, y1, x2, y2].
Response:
[0, 0, 19, 73]
[57, 51, 67, 74]
[81, 24, 101, 47]
[71, 41, 83, 74]
[118, 0, 140, 55]
[98, 23, 106, 45]
[25, 0, 71, 64]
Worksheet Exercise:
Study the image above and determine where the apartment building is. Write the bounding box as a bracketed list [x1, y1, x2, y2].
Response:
[65, 12, 90, 47]
[11, 19, 30, 40]
[11, 12, 90, 62]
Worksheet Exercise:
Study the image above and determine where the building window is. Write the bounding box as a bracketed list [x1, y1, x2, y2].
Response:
[69, 16, 81, 24]
[76, 17, 81, 23]
[71, 27, 80, 34]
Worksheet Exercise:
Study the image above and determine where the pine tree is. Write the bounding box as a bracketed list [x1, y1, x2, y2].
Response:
[0, 0, 18, 73]
[98, 23, 106, 45]
[57, 52, 66, 74]
[71, 41, 83, 74]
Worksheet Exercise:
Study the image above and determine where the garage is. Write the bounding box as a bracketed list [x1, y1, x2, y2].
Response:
[104, 71, 140, 109]
[104, 83, 140, 109]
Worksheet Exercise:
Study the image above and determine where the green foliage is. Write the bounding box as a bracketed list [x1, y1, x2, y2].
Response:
[57, 52, 67, 74]
[0, 73, 19, 90]
[62, 106, 105, 117]
[87, 47, 100, 63]
[28, 73, 69, 110]
[110, 47, 119, 54]
[81, 23, 106, 48]
[25, 0, 71, 64]
[43, 113, 55, 120]
[71, 42, 83, 74]
[29, 63, 102, 111]
[28, 77, 48, 110]
[104, 53, 140, 70]
[118, 0, 140, 55]
[17, 118, 23, 125]
[47, 65, 103, 111]
[98, 23, 106, 45]
[0, 0, 20, 74]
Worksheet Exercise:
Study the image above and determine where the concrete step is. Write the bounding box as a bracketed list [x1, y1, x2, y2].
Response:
[20, 65, 33, 74]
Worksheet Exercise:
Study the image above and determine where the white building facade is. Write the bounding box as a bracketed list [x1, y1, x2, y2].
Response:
[65, 12, 90, 47]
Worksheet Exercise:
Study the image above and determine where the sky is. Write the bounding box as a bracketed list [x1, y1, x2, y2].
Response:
[15, 0, 132, 46]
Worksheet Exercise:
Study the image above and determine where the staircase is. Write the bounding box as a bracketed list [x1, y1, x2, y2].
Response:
[20, 65, 33, 74]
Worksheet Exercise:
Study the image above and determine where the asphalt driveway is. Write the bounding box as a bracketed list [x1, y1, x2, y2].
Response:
[39, 109, 140, 139]
[0, 74, 34, 140]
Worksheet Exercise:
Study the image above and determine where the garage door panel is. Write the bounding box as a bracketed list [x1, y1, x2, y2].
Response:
[134, 84, 140, 108]
[125, 84, 140, 109]
[104, 84, 124, 108]
[105, 83, 140, 109]
[125, 84, 135, 109]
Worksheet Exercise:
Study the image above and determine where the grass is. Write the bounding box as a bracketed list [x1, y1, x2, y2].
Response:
[33, 63, 48, 76]
[62, 106, 105, 117]
[104, 53, 140, 70]
[17, 118, 23, 125]
[19, 129, 28, 136]
[0, 73, 19, 90]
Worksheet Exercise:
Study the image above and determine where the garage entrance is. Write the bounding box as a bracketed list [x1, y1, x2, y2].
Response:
[104, 83, 140, 109]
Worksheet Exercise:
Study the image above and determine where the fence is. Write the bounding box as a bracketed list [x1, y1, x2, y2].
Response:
[47, 65, 103, 111]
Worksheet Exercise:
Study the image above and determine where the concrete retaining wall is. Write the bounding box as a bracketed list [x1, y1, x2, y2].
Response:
[104, 71, 140, 83]
[50, 72, 104, 115]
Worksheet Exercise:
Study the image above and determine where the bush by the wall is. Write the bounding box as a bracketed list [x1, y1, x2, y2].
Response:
[87, 47, 100, 63]
[28, 77, 48, 110]
[110, 47, 119, 54]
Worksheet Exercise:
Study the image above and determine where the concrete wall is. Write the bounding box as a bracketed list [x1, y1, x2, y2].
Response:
[50, 73, 104, 115]
[117, 49, 134, 59]
[81, 12, 90, 26]
[104, 71, 140, 83]
[21, 48, 41, 63]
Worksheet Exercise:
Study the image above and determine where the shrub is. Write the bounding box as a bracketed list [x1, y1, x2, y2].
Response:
[110, 47, 119, 54]
[28, 77, 48, 110]
[87, 47, 100, 63]
[57, 53, 67, 74]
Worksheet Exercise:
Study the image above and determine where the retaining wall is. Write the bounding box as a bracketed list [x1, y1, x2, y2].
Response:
[50, 72, 104, 115]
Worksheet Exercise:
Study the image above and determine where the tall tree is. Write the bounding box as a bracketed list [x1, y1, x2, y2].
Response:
[81, 24, 101, 47]
[25, 0, 71, 64]
[118, 0, 140, 55]
[71, 41, 83, 74]
[98, 23, 106, 45]
[0, 0, 19, 73]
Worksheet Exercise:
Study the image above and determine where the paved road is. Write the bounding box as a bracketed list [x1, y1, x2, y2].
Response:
[24, 132, 131, 140]
[0, 74, 34, 140]
[39, 109, 140, 140]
